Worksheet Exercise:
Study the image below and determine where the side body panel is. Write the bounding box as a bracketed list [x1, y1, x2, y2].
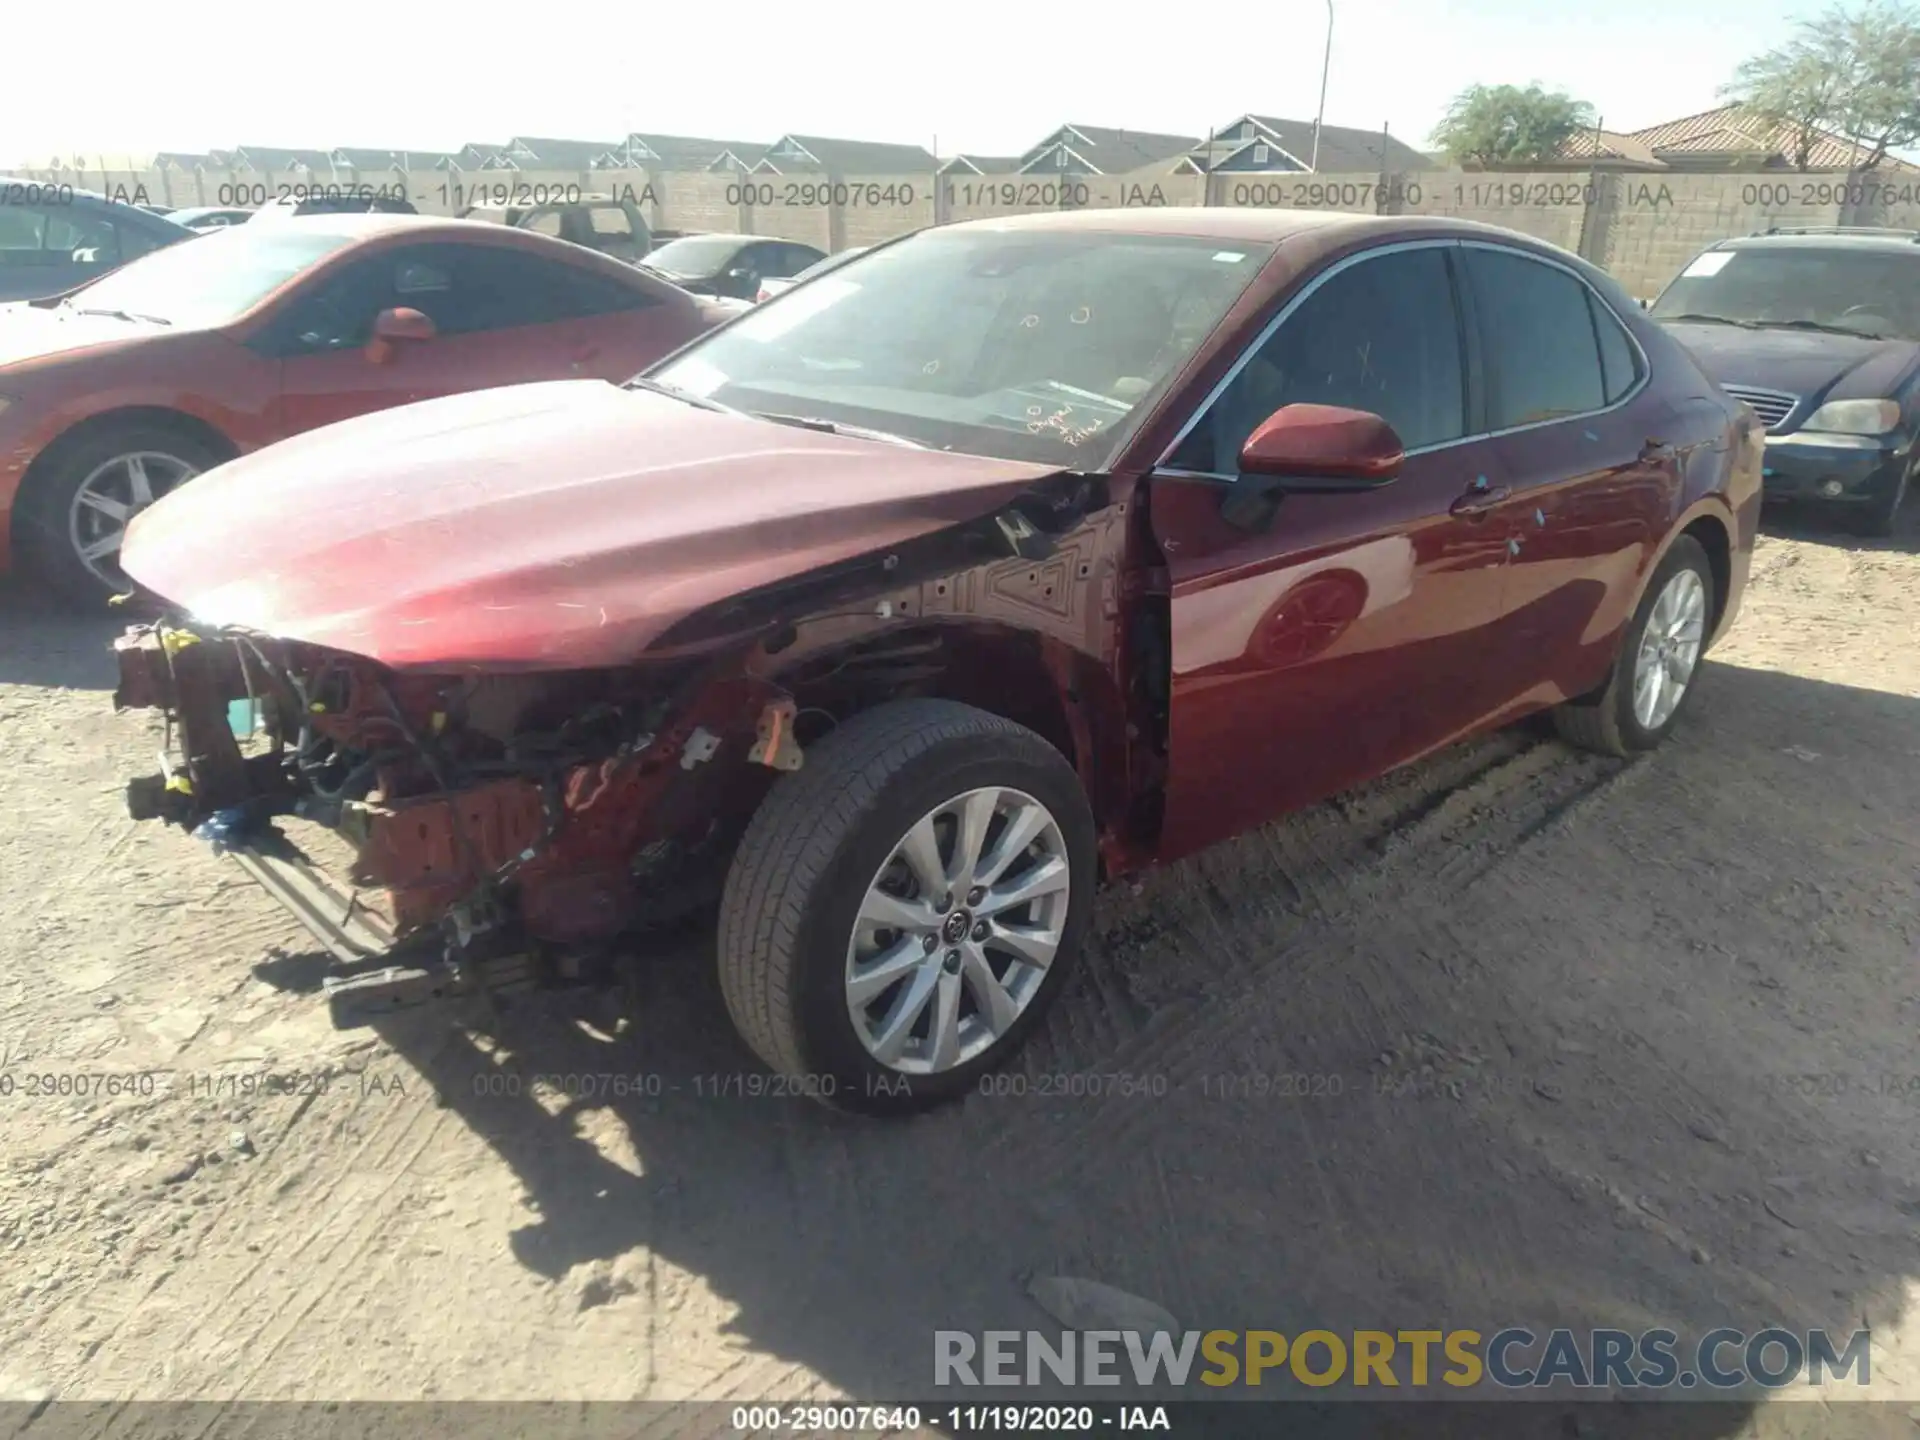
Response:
[1146, 450, 1515, 863]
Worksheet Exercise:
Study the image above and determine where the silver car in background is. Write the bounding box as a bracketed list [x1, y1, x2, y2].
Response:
[755, 245, 869, 302]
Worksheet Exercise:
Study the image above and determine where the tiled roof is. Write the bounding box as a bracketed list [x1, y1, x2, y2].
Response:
[1557, 105, 1919, 172]
[1551, 129, 1661, 165]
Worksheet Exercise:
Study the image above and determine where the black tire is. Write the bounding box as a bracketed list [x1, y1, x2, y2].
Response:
[716, 698, 1096, 1117]
[1851, 453, 1913, 538]
[1553, 534, 1715, 758]
[14, 423, 225, 608]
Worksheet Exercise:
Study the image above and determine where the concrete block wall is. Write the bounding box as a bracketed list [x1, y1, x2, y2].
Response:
[1587, 172, 1920, 296]
[23, 162, 1920, 300]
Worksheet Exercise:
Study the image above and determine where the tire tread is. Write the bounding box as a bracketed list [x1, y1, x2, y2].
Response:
[716, 698, 1063, 1090]
[15, 422, 225, 609]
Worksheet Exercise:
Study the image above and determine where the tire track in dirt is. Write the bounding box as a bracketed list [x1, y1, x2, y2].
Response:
[956, 732, 1625, 1200]
[10, 515, 1920, 1413]
[56, 1037, 447, 1407]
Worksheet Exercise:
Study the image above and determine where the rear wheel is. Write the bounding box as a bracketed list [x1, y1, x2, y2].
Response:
[716, 698, 1095, 1116]
[1554, 535, 1714, 758]
[16, 424, 223, 607]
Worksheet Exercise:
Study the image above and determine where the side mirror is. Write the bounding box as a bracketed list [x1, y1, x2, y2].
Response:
[374, 306, 436, 342]
[1238, 403, 1404, 491]
[365, 307, 435, 364]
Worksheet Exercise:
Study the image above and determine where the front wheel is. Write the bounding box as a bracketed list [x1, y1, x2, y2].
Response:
[16, 425, 223, 607]
[1554, 534, 1715, 758]
[716, 698, 1096, 1116]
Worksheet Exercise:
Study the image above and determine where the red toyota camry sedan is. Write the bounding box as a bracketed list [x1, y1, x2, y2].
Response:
[0, 214, 731, 602]
[110, 209, 1765, 1113]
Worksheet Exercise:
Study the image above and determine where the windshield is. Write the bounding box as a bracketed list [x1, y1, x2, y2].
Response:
[1651, 247, 1920, 341]
[648, 228, 1273, 467]
[643, 235, 747, 276]
[65, 225, 361, 326]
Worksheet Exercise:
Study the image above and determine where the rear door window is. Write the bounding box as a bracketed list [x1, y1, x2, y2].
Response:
[1464, 247, 1608, 428]
[1589, 291, 1640, 404]
[589, 206, 633, 237]
[0, 203, 53, 265]
[277, 242, 658, 352]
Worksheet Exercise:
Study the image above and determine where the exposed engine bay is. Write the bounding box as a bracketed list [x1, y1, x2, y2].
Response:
[109, 471, 1160, 1022]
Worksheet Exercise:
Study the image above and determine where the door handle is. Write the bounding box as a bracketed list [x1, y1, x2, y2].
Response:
[1450, 484, 1512, 518]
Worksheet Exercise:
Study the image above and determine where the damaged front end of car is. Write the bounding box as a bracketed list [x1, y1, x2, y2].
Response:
[110, 467, 1143, 1026]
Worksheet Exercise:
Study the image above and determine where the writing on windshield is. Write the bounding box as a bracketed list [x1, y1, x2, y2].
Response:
[653, 230, 1272, 467]
[1651, 248, 1920, 341]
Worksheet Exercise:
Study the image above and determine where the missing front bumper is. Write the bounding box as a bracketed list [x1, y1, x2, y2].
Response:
[225, 823, 548, 1025]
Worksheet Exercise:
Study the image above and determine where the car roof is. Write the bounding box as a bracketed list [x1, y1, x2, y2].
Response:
[651, 232, 769, 246]
[226, 212, 666, 273]
[249, 213, 684, 290]
[1713, 229, 1920, 253]
[245, 212, 478, 240]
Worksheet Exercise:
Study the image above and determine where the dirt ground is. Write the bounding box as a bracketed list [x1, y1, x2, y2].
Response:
[1, 502, 1917, 1439]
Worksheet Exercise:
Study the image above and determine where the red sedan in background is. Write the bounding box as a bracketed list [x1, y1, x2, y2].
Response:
[0, 214, 730, 603]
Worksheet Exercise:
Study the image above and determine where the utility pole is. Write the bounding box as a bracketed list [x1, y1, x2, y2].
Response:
[1309, 0, 1334, 172]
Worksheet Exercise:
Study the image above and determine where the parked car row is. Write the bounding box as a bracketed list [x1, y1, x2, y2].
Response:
[3, 190, 1909, 1114]
[2, 178, 887, 304]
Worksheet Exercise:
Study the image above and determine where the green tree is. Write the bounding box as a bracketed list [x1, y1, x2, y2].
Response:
[1722, 1, 1920, 169]
[1430, 84, 1597, 167]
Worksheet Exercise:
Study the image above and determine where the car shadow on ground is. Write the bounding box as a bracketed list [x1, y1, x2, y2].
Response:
[1759, 495, 1920, 554]
[0, 582, 123, 691]
[250, 656, 1920, 1437]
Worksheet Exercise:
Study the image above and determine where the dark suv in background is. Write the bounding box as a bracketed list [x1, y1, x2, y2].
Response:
[1650, 227, 1920, 535]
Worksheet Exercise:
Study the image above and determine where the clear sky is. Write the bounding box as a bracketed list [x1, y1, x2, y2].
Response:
[8, 0, 1817, 164]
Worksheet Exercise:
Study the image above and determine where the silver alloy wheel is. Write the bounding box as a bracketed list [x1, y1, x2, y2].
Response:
[1631, 567, 1708, 731]
[67, 451, 200, 585]
[845, 785, 1071, 1075]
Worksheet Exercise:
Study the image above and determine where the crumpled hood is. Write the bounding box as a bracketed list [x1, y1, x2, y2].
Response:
[121, 379, 1062, 671]
[1663, 321, 1920, 410]
[0, 303, 171, 370]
